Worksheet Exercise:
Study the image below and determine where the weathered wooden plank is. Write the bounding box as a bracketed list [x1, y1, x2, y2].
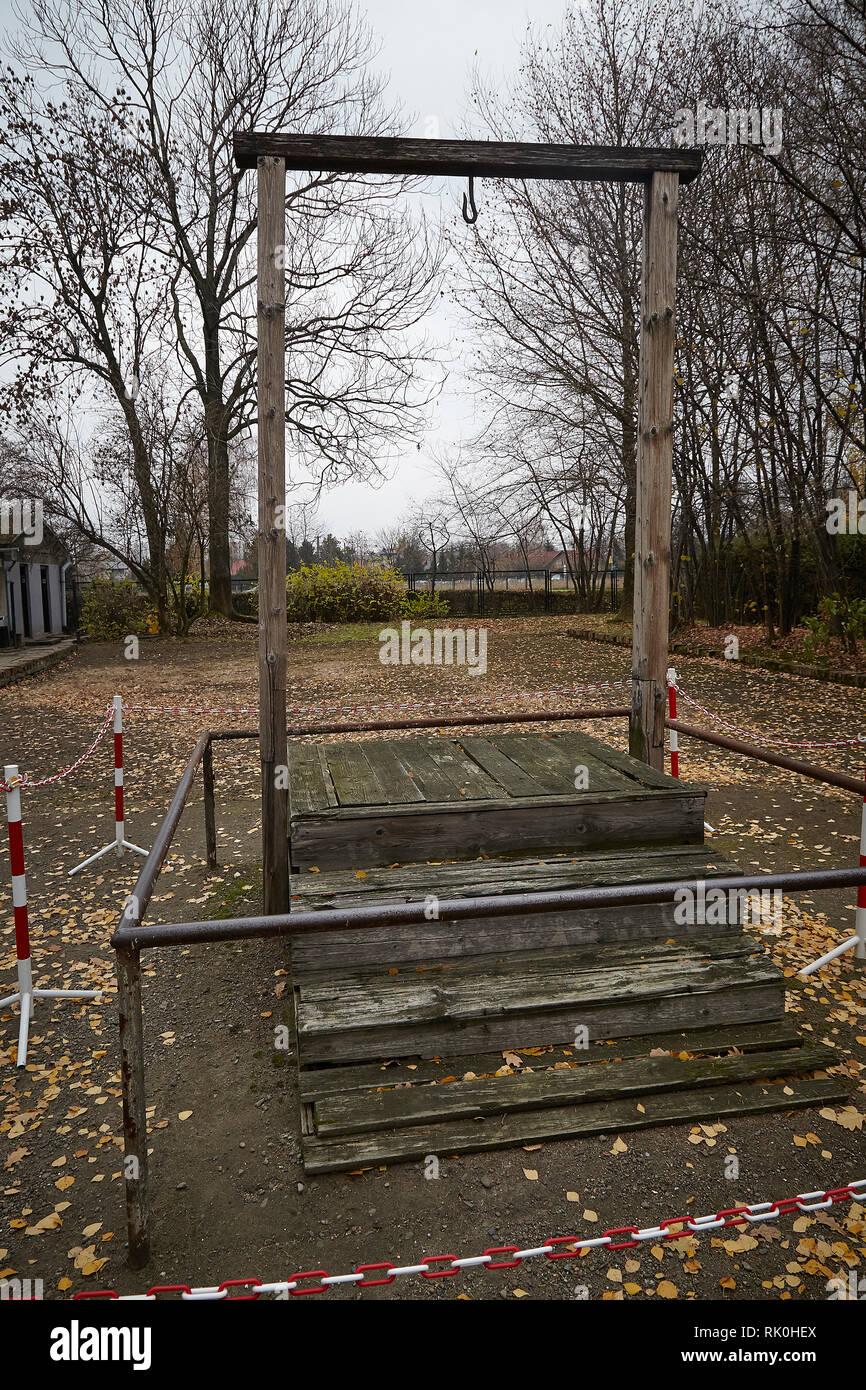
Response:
[299, 930, 755, 995]
[292, 846, 738, 903]
[297, 946, 773, 1033]
[257, 155, 289, 914]
[234, 133, 703, 185]
[301, 1077, 847, 1173]
[382, 740, 469, 803]
[323, 743, 387, 808]
[314, 1044, 836, 1137]
[296, 952, 785, 1064]
[358, 741, 425, 804]
[289, 788, 706, 869]
[489, 732, 628, 794]
[298, 1019, 807, 1101]
[290, 902, 734, 972]
[456, 736, 552, 798]
[410, 736, 504, 800]
[631, 170, 679, 770]
[289, 744, 337, 814]
[117, 946, 150, 1267]
[554, 731, 679, 791]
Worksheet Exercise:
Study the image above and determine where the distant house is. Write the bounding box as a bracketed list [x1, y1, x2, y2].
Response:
[523, 549, 580, 578]
[0, 525, 75, 648]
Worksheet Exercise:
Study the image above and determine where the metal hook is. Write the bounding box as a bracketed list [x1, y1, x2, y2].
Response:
[461, 175, 478, 224]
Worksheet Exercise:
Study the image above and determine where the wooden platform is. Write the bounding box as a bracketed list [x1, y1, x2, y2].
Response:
[287, 729, 705, 869]
[297, 1018, 847, 1174]
[285, 727, 843, 1173]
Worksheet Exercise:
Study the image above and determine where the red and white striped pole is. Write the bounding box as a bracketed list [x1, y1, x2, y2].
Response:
[667, 667, 714, 835]
[69, 696, 147, 876]
[666, 667, 679, 780]
[113, 692, 126, 855]
[2, 764, 100, 1066]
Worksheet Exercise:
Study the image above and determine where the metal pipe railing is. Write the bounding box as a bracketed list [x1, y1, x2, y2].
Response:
[667, 718, 866, 797]
[113, 702, 866, 1265]
[113, 864, 866, 951]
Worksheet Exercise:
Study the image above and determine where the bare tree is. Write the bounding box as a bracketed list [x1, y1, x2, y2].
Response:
[2, 0, 442, 614]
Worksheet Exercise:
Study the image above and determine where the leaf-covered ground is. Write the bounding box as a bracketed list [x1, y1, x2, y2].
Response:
[1, 619, 864, 1301]
[573, 611, 866, 673]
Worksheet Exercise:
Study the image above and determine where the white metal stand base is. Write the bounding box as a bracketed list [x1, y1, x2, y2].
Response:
[800, 933, 865, 977]
[0, 961, 100, 1067]
[68, 835, 148, 877]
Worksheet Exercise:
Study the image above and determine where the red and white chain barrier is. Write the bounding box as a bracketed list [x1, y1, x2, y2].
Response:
[72, 1178, 866, 1300]
[673, 681, 865, 752]
[68, 696, 147, 877]
[0, 704, 114, 794]
[1, 764, 101, 1067]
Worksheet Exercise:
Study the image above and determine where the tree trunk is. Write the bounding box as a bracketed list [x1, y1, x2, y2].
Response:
[204, 321, 233, 618]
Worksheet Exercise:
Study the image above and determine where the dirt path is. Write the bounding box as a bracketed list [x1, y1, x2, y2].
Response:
[1, 621, 864, 1301]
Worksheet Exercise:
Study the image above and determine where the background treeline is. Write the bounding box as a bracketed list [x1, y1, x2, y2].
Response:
[426, 0, 866, 639]
[1, 0, 864, 641]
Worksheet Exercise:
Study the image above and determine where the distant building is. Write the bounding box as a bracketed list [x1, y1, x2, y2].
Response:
[75, 552, 132, 584]
[0, 526, 75, 648]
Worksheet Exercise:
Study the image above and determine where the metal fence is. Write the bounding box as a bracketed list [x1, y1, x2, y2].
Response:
[405, 569, 623, 616]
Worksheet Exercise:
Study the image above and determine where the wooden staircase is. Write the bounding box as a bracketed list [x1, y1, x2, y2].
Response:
[286, 733, 848, 1172]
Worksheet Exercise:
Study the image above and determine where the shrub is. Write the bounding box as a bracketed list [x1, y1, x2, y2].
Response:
[803, 593, 866, 659]
[401, 591, 451, 619]
[286, 561, 404, 623]
[80, 576, 153, 641]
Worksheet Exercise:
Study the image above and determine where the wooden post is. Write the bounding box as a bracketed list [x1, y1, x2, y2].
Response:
[117, 945, 150, 1267]
[202, 739, 217, 870]
[630, 171, 679, 770]
[257, 155, 289, 914]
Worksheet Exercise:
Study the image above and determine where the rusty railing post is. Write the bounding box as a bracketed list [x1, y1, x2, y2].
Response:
[117, 944, 150, 1268]
[202, 737, 217, 870]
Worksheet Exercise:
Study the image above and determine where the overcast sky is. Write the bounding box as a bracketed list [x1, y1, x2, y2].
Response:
[0, 0, 572, 541]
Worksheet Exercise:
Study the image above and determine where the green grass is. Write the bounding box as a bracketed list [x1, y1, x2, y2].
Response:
[306, 622, 388, 644]
[206, 869, 262, 919]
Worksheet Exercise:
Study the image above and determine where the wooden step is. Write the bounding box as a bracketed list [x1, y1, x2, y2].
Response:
[288, 729, 705, 870]
[313, 1044, 834, 1137]
[290, 845, 754, 972]
[301, 1075, 848, 1174]
[294, 935, 786, 1065]
[298, 1019, 807, 1102]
